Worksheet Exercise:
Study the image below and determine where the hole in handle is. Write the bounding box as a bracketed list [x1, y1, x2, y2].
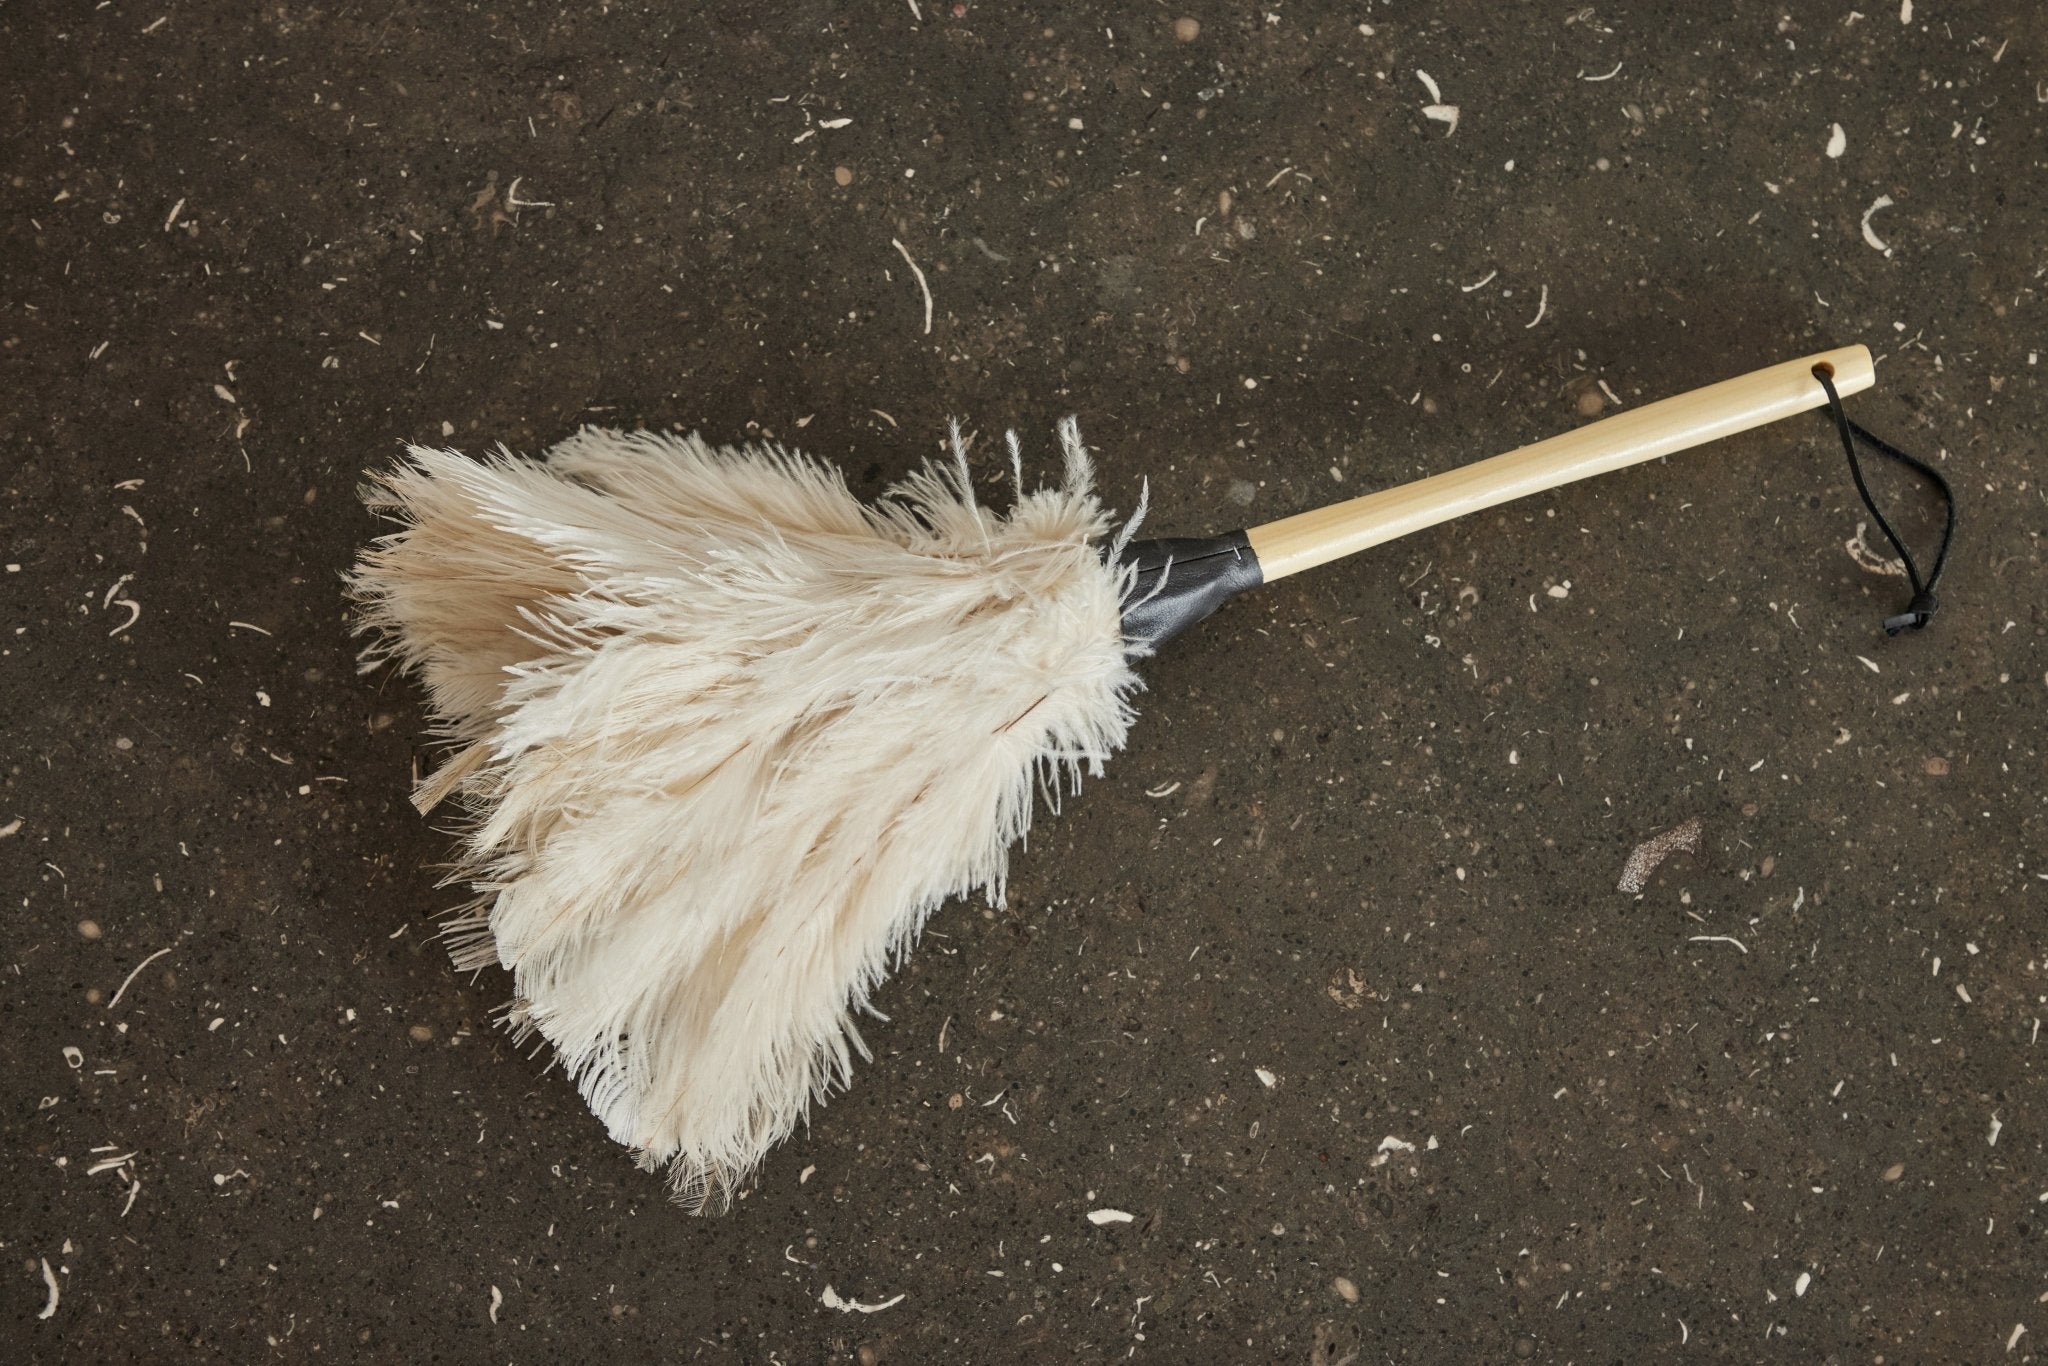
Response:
[1812, 361, 1836, 379]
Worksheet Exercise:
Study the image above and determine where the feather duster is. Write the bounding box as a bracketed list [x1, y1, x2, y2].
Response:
[350, 344, 1900, 1210]
[350, 420, 1143, 1208]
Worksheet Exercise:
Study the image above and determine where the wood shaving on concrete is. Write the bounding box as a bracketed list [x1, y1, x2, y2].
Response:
[1689, 935, 1749, 954]
[890, 238, 933, 335]
[821, 1284, 906, 1313]
[1861, 195, 1896, 254]
[107, 947, 173, 1010]
[1618, 817, 1703, 893]
[1846, 521, 1909, 577]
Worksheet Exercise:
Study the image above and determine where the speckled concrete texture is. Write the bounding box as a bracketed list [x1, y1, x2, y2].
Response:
[4, 3, 2042, 1361]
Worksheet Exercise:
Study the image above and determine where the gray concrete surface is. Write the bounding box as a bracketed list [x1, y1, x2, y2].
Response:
[4, 2, 2043, 1360]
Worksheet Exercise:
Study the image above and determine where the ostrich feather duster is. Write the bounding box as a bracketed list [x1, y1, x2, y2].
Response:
[350, 420, 1143, 1208]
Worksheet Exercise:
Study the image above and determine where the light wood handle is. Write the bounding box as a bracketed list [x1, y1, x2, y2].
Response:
[1245, 345, 1874, 582]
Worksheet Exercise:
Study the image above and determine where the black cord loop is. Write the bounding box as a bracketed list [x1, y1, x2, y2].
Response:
[1813, 366, 1956, 635]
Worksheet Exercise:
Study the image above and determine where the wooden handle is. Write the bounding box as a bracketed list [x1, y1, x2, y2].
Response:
[1245, 345, 1874, 582]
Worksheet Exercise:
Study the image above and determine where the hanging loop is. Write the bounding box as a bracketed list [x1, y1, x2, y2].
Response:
[1813, 365, 1956, 635]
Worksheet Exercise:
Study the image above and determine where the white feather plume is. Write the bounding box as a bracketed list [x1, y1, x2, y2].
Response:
[350, 421, 1141, 1208]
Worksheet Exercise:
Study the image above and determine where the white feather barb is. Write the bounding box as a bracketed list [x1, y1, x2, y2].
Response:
[350, 425, 1141, 1209]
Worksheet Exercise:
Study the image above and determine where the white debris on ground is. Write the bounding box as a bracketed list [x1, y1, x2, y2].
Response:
[1846, 521, 1909, 577]
[106, 946, 173, 1009]
[1688, 935, 1749, 954]
[1370, 1136, 1419, 1168]
[37, 1258, 60, 1320]
[1415, 70, 1458, 134]
[1618, 817, 1704, 893]
[1087, 1208, 1136, 1226]
[1860, 194, 1896, 254]
[820, 1284, 906, 1313]
[889, 238, 932, 335]
[85, 1144, 144, 1215]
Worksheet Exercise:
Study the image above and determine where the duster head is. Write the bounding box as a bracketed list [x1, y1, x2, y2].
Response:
[351, 421, 1142, 1207]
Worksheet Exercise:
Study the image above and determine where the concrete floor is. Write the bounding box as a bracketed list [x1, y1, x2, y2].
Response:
[4, 2, 2042, 1360]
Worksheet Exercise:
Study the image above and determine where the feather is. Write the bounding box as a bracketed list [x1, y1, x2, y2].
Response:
[350, 424, 1141, 1208]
